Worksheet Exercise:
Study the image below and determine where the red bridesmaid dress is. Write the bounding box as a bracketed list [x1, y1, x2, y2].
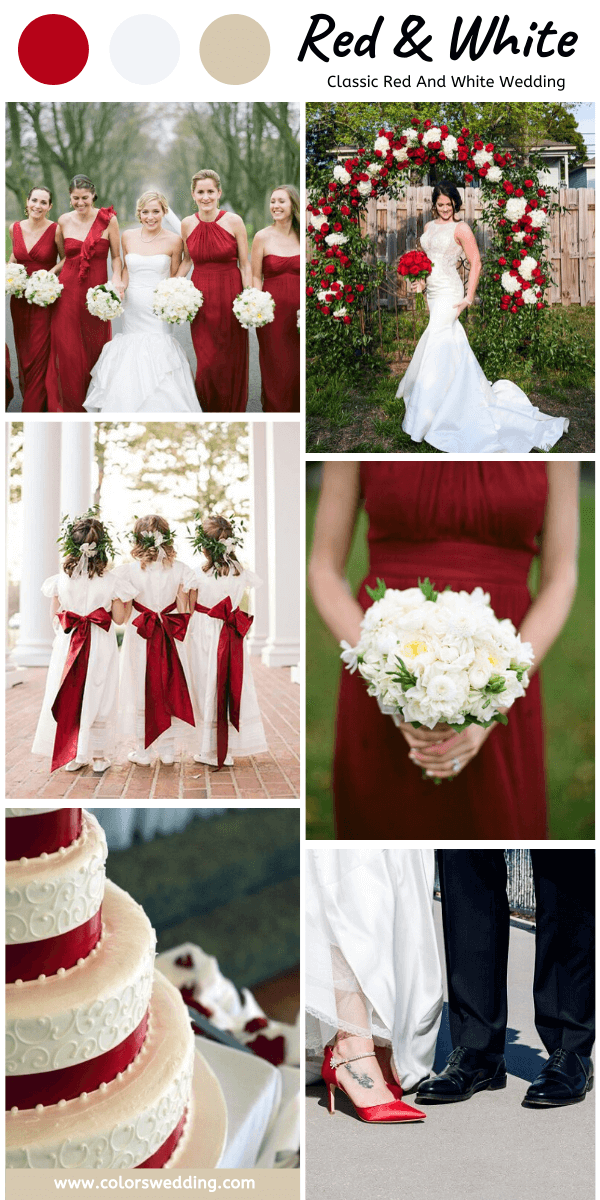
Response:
[188, 211, 248, 412]
[333, 462, 549, 840]
[257, 254, 300, 412]
[9, 221, 58, 411]
[46, 207, 115, 412]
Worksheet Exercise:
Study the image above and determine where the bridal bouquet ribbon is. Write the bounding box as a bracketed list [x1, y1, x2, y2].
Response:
[132, 600, 195, 748]
[233, 287, 275, 328]
[5, 263, 28, 297]
[194, 597, 253, 768]
[50, 607, 113, 772]
[341, 578, 534, 779]
[86, 282, 124, 321]
[23, 269, 63, 307]
[152, 276, 204, 324]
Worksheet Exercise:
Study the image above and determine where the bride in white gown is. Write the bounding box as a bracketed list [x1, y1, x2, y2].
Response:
[306, 848, 443, 1116]
[85, 190, 198, 413]
[397, 184, 569, 453]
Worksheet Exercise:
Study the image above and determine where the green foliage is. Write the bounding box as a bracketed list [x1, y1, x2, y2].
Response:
[418, 577, 438, 603]
[390, 657, 417, 690]
[365, 578, 387, 602]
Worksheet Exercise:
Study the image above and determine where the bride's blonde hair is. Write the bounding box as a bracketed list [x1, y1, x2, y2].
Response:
[135, 190, 169, 222]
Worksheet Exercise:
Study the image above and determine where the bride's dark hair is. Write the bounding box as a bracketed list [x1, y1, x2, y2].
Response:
[432, 182, 462, 215]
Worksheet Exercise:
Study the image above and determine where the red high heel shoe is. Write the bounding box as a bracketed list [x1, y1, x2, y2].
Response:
[322, 1047, 426, 1123]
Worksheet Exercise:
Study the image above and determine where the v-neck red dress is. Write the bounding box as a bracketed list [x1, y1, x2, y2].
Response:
[10, 221, 58, 411]
[187, 210, 248, 412]
[257, 253, 300, 412]
[333, 462, 549, 840]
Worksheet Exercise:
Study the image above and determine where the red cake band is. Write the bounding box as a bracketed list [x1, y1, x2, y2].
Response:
[137, 1107, 188, 1168]
[5, 1009, 149, 1110]
[6, 908, 102, 984]
[6, 809, 82, 862]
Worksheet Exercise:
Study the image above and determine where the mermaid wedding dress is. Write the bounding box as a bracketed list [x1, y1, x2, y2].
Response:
[84, 253, 199, 412]
[397, 221, 569, 453]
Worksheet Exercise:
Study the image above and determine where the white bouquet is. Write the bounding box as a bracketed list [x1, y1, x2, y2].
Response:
[341, 577, 533, 751]
[86, 282, 123, 321]
[23, 269, 63, 307]
[153, 276, 203, 324]
[5, 263, 29, 297]
[233, 287, 275, 328]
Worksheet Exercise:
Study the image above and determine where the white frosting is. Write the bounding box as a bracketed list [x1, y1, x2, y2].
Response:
[6, 812, 107, 946]
[6, 972, 195, 1168]
[6, 881, 155, 1077]
[6, 808, 69, 818]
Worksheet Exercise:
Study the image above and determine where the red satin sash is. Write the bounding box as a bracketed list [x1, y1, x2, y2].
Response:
[5, 808, 82, 861]
[6, 908, 102, 983]
[137, 1107, 188, 1168]
[132, 600, 195, 748]
[195, 598, 253, 767]
[51, 608, 113, 772]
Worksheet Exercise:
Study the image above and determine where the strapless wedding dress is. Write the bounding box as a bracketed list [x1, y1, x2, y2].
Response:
[397, 221, 568, 453]
[84, 253, 199, 412]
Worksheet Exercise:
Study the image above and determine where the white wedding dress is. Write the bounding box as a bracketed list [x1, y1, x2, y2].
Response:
[397, 221, 569, 453]
[306, 848, 443, 1092]
[84, 253, 199, 413]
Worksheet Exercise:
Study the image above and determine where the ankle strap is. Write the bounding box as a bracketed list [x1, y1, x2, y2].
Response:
[330, 1051, 376, 1069]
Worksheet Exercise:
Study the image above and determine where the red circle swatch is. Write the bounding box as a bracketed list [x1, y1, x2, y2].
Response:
[18, 15, 89, 84]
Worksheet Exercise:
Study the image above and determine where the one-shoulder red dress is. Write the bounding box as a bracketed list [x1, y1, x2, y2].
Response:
[333, 462, 549, 840]
[257, 253, 300, 412]
[46, 207, 115, 412]
[10, 221, 58, 411]
[187, 211, 248, 412]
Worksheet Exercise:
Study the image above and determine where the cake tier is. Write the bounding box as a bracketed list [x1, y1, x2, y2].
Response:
[6, 809, 82, 862]
[6, 971, 195, 1169]
[6, 880, 155, 1109]
[6, 811, 107, 983]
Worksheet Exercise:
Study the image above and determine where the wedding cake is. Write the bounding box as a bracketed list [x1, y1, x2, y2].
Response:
[6, 807, 195, 1169]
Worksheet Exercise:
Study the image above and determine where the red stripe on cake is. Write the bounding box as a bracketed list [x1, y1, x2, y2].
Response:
[5, 1009, 149, 1110]
[6, 907, 102, 983]
[137, 1108, 188, 1168]
[6, 809, 82, 861]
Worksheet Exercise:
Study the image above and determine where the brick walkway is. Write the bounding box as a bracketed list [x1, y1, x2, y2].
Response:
[6, 662, 300, 801]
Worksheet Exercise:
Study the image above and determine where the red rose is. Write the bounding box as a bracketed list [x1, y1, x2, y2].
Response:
[503, 181, 514, 194]
[324, 264, 335, 275]
[536, 302, 544, 309]
[497, 198, 506, 207]
[510, 306, 518, 313]
[485, 143, 494, 152]
[306, 287, 314, 296]
[524, 179, 534, 188]
[356, 284, 365, 292]
[465, 174, 474, 183]
[515, 188, 523, 197]
[321, 305, 330, 315]
[309, 270, 316, 277]
[493, 273, 500, 280]
[537, 188, 546, 197]
[343, 315, 352, 324]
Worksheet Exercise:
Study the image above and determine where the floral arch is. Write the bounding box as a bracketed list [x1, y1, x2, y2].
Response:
[306, 117, 552, 349]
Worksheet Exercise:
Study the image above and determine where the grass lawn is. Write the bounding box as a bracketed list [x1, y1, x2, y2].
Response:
[306, 306, 595, 454]
[306, 485, 595, 841]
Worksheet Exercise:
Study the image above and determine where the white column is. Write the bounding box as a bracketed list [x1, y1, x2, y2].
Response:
[261, 423, 300, 669]
[6, 425, 25, 687]
[60, 423, 93, 519]
[246, 423, 270, 656]
[13, 423, 62, 667]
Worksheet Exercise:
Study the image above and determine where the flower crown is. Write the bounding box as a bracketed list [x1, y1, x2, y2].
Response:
[57, 504, 117, 564]
[187, 513, 245, 570]
[129, 524, 175, 552]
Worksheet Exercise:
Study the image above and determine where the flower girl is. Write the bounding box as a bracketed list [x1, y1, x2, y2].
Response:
[32, 508, 135, 773]
[187, 513, 267, 767]
[116, 515, 196, 765]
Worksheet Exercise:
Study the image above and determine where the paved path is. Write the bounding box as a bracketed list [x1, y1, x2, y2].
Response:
[6, 661, 299, 800]
[5, 296, 262, 412]
[306, 900, 594, 1200]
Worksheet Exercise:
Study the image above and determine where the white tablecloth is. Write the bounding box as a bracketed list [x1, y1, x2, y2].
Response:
[199, 1039, 299, 1168]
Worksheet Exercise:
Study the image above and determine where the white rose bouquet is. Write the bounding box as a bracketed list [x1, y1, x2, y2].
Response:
[23, 270, 63, 307]
[153, 277, 203, 324]
[341, 578, 534, 781]
[86, 282, 124, 321]
[5, 263, 29, 297]
[233, 287, 275, 328]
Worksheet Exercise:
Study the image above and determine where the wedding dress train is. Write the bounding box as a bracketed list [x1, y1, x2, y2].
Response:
[397, 222, 569, 453]
[84, 253, 199, 413]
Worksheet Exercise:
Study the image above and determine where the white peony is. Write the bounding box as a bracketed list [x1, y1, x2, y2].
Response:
[501, 272, 520, 294]
[504, 196, 528, 222]
[324, 233, 348, 247]
[530, 209, 547, 228]
[333, 165, 351, 184]
[473, 149, 494, 167]
[518, 256, 538, 281]
[512, 231, 526, 242]
[357, 180, 373, 196]
[486, 165, 503, 182]
[310, 213, 329, 230]
[374, 136, 390, 153]
[332, 307, 348, 319]
[366, 162, 381, 177]
[521, 288, 538, 305]
[441, 135, 458, 159]
[422, 127, 442, 146]
[401, 127, 419, 146]
[392, 149, 410, 165]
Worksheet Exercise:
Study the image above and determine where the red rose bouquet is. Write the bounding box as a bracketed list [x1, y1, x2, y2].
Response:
[397, 249, 432, 282]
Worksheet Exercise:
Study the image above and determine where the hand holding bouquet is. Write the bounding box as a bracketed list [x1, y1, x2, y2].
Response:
[23, 270, 63, 307]
[153, 277, 203, 324]
[233, 288, 275, 328]
[86, 282, 124, 321]
[5, 263, 29, 297]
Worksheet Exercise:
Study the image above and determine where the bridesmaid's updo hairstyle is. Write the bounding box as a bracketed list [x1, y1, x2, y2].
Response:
[131, 515, 176, 570]
[432, 182, 462, 216]
[135, 190, 169, 222]
[191, 169, 221, 195]
[272, 184, 300, 236]
[201, 515, 242, 578]
[69, 174, 97, 201]
[63, 517, 108, 579]
[27, 185, 53, 204]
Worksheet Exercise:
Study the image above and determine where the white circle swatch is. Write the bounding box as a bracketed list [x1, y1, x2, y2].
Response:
[110, 15, 180, 84]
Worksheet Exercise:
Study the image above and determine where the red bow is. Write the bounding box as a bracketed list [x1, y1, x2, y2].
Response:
[51, 608, 113, 772]
[132, 600, 195, 748]
[195, 597, 253, 767]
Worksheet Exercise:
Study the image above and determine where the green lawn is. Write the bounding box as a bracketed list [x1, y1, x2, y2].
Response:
[306, 486, 595, 840]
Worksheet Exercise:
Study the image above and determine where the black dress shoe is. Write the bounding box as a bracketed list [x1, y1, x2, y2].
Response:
[416, 1047, 507, 1104]
[522, 1050, 593, 1108]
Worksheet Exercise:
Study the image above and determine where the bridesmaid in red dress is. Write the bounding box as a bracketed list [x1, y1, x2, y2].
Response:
[46, 174, 123, 412]
[8, 186, 59, 411]
[309, 462, 580, 840]
[252, 184, 300, 413]
[180, 170, 250, 412]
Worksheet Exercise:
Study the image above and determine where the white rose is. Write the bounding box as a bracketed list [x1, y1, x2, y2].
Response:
[501, 272, 520, 294]
[311, 213, 328, 230]
[512, 231, 526, 242]
[521, 288, 538, 305]
[505, 197, 528, 222]
[392, 149, 409, 165]
[518, 256, 538, 280]
[486, 165, 502, 182]
[530, 209, 547, 228]
[473, 149, 494, 168]
[333, 165, 351, 184]
[422, 127, 442, 146]
[366, 162, 381, 177]
[441, 135, 458, 159]
[357, 180, 372, 196]
[374, 136, 390, 153]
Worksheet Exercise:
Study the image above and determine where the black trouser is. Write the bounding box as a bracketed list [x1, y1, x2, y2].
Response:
[438, 850, 595, 1056]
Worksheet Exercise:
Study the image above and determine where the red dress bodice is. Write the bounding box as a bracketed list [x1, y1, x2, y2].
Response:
[9, 222, 58, 411]
[187, 211, 248, 413]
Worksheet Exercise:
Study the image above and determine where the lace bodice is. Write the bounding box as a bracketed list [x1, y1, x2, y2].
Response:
[421, 222, 463, 286]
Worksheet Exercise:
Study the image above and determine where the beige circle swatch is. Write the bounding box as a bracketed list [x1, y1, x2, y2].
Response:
[200, 15, 270, 84]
